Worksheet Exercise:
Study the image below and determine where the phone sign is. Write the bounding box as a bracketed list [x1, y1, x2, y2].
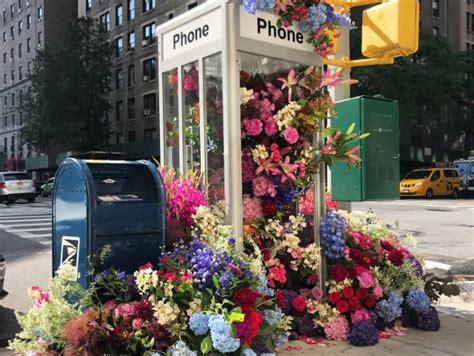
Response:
[60, 236, 80, 274]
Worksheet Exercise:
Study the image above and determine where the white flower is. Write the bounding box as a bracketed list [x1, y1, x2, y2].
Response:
[251, 144, 269, 163]
[153, 300, 180, 326]
[274, 102, 301, 130]
[240, 87, 255, 105]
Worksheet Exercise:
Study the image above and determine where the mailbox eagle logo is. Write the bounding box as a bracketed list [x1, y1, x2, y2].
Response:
[60, 236, 80, 273]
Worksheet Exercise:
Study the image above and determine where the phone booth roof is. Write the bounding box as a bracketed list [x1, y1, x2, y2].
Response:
[157, 0, 323, 247]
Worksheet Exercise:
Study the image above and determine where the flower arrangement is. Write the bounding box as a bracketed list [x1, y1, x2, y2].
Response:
[242, 0, 352, 56]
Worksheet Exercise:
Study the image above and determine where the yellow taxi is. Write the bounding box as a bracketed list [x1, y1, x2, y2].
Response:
[400, 168, 462, 199]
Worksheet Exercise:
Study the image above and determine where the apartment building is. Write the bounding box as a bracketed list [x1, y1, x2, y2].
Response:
[0, 0, 77, 171]
[78, 0, 205, 160]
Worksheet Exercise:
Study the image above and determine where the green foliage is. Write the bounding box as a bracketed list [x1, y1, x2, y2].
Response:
[351, 30, 474, 157]
[377, 261, 424, 297]
[20, 17, 113, 153]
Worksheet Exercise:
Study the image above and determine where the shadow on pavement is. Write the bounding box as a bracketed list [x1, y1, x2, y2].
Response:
[0, 306, 19, 348]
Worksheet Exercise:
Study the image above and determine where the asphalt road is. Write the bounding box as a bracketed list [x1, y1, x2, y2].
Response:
[0, 197, 473, 347]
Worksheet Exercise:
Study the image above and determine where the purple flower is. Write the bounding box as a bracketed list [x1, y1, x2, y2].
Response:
[349, 321, 379, 346]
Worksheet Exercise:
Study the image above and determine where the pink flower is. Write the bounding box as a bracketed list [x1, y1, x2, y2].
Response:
[244, 118, 263, 136]
[372, 285, 383, 299]
[351, 308, 371, 324]
[132, 317, 145, 330]
[283, 126, 299, 144]
[252, 176, 276, 197]
[311, 287, 323, 301]
[357, 271, 375, 289]
[242, 150, 257, 182]
[242, 195, 263, 223]
[183, 67, 198, 92]
[264, 118, 278, 136]
[299, 187, 314, 215]
[324, 315, 349, 341]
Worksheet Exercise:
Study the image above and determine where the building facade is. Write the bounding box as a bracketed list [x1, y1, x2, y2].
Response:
[79, 0, 205, 160]
[0, 0, 77, 172]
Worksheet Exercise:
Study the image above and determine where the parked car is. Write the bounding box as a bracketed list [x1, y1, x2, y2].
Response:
[40, 177, 55, 197]
[0, 254, 7, 300]
[34, 179, 45, 196]
[0, 171, 36, 204]
[400, 168, 461, 199]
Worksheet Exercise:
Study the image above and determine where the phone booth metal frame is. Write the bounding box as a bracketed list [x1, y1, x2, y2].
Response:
[157, 0, 325, 253]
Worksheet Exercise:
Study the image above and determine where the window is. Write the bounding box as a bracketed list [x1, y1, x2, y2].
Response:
[116, 133, 124, 144]
[115, 100, 124, 121]
[3, 74, 6, 85]
[143, 93, 156, 114]
[128, 0, 135, 20]
[433, 26, 439, 35]
[2, 32, 6, 44]
[142, 57, 156, 81]
[432, 0, 439, 17]
[27, 61, 32, 73]
[99, 12, 110, 31]
[115, 36, 123, 57]
[37, 31, 42, 46]
[18, 0, 22, 10]
[18, 43, 22, 57]
[18, 20, 22, 35]
[11, 93, 15, 106]
[3, 96, 7, 106]
[2, 11, 6, 25]
[187, 2, 198, 10]
[115, 68, 123, 89]
[468, 12, 471, 32]
[431, 170, 440, 181]
[144, 128, 156, 139]
[127, 31, 135, 51]
[472, 13, 474, 32]
[27, 38, 31, 52]
[19, 65, 22, 80]
[10, 26, 14, 40]
[127, 97, 135, 119]
[26, 15, 31, 29]
[11, 114, 15, 128]
[10, 48, 14, 61]
[10, 4, 15, 18]
[128, 131, 136, 142]
[116, 5, 123, 26]
[142, 21, 156, 45]
[2, 53, 6, 63]
[37, 6, 43, 22]
[128, 64, 135, 86]
[168, 12, 174, 20]
[468, 42, 471, 51]
[86, 0, 92, 11]
[143, 0, 156, 13]
[3, 117, 7, 128]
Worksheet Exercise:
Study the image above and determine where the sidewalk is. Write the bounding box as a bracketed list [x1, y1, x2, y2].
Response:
[280, 313, 474, 356]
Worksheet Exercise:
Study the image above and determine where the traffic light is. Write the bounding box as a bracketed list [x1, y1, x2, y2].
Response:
[362, 0, 419, 58]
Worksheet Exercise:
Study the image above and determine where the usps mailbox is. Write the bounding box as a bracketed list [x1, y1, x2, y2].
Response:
[52, 159, 166, 287]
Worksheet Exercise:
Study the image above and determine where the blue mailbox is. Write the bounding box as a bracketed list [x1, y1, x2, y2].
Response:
[52, 159, 166, 287]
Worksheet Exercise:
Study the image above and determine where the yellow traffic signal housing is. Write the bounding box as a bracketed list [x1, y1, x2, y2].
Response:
[362, 0, 419, 58]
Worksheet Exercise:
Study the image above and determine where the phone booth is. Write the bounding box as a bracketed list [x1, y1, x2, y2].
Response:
[157, 0, 324, 250]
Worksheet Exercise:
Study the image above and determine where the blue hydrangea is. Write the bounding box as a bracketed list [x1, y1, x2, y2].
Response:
[256, 275, 275, 297]
[333, 13, 352, 27]
[242, 0, 256, 14]
[262, 354, 276, 356]
[189, 313, 210, 336]
[167, 341, 197, 356]
[298, 4, 328, 32]
[375, 292, 403, 323]
[320, 211, 348, 259]
[406, 288, 431, 314]
[256, 0, 275, 10]
[241, 349, 257, 356]
[272, 333, 289, 349]
[263, 308, 283, 326]
[208, 315, 240, 353]
[208, 315, 230, 335]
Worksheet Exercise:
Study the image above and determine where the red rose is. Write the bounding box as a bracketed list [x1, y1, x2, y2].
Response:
[276, 289, 284, 309]
[262, 248, 271, 261]
[342, 287, 354, 299]
[388, 250, 404, 266]
[364, 295, 377, 309]
[306, 273, 319, 287]
[349, 248, 363, 263]
[261, 200, 278, 216]
[335, 300, 350, 313]
[292, 296, 307, 313]
[356, 288, 367, 299]
[380, 239, 394, 251]
[235, 306, 263, 346]
[349, 297, 362, 311]
[233, 288, 261, 306]
[160, 255, 170, 265]
[328, 292, 341, 304]
[138, 262, 153, 271]
[330, 265, 347, 282]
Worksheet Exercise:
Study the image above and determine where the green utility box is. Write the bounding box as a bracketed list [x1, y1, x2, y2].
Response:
[331, 96, 400, 201]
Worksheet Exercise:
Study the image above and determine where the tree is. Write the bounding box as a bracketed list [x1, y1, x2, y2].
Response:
[20, 17, 113, 153]
[350, 29, 473, 157]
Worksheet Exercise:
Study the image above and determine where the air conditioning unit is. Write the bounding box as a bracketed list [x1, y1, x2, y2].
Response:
[142, 39, 149, 47]
[143, 75, 149, 82]
[143, 109, 151, 116]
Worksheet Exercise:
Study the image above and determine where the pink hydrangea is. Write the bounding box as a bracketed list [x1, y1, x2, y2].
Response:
[283, 126, 299, 144]
[244, 118, 263, 136]
[357, 271, 376, 289]
[265, 118, 279, 136]
[252, 176, 276, 197]
[324, 315, 349, 341]
[257, 98, 275, 121]
[242, 151, 257, 182]
[311, 287, 323, 301]
[372, 284, 383, 299]
[243, 195, 263, 223]
[351, 308, 372, 324]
